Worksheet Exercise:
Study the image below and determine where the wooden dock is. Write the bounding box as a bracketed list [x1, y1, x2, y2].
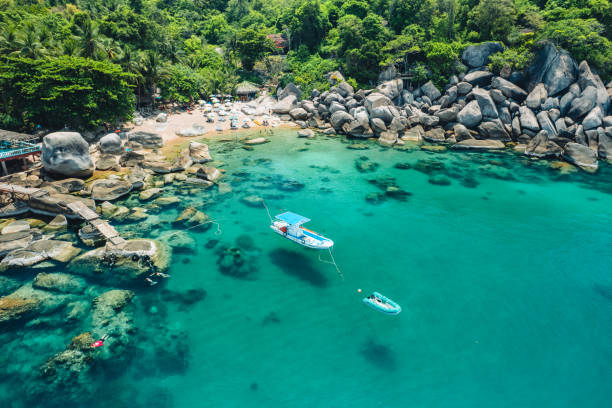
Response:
[66, 201, 126, 246]
[0, 182, 125, 247]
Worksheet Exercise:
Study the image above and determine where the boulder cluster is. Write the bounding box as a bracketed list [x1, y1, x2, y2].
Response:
[279, 42, 611, 172]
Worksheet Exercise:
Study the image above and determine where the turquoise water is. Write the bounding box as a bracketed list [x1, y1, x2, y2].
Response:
[2, 131, 612, 407]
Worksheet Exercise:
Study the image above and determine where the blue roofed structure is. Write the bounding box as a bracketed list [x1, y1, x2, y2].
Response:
[275, 211, 310, 225]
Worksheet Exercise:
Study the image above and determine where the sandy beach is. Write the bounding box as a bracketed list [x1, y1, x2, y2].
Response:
[128, 101, 298, 147]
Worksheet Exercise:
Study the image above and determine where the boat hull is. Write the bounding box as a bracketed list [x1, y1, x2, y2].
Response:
[270, 225, 333, 250]
[363, 292, 401, 315]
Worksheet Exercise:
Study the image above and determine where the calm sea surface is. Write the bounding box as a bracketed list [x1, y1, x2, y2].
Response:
[1, 130, 611, 407]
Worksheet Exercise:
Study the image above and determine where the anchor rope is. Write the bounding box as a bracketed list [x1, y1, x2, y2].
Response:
[318, 247, 345, 281]
[262, 199, 273, 223]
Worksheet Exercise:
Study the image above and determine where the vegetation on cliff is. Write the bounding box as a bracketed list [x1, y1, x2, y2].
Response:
[0, 0, 610, 130]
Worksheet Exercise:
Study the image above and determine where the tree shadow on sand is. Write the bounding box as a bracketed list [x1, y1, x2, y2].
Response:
[269, 248, 328, 288]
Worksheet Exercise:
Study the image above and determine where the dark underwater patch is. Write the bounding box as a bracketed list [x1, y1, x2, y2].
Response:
[360, 339, 397, 371]
[268, 248, 328, 288]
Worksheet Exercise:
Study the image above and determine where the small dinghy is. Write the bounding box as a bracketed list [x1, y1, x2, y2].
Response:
[271, 211, 333, 250]
[363, 292, 401, 315]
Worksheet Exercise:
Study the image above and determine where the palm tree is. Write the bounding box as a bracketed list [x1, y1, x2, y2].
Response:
[0, 23, 20, 55]
[121, 47, 144, 106]
[100, 37, 123, 61]
[75, 18, 104, 59]
[138, 50, 167, 101]
[13, 29, 46, 59]
[60, 38, 82, 57]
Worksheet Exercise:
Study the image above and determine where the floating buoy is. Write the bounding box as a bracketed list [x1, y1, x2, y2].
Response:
[357, 288, 362, 293]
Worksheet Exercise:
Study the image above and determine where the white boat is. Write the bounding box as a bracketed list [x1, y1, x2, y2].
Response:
[271, 211, 333, 250]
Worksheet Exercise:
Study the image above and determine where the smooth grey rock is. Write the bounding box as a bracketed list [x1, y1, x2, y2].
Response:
[490, 89, 505, 104]
[272, 95, 298, 114]
[155, 113, 167, 123]
[420, 81, 441, 101]
[598, 128, 612, 159]
[603, 116, 612, 127]
[525, 130, 563, 157]
[421, 115, 440, 127]
[377, 79, 403, 100]
[99, 133, 123, 154]
[328, 101, 346, 114]
[519, 106, 539, 131]
[95, 154, 119, 171]
[499, 107, 512, 125]
[453, 123, 473, 141]
[537, 111, 557, 137]
[41, 132, 93, 178]
[378, 131, 398, 146]
[526, 83, 548, 109]
[128, 131, 163, 148]
[542, 97, 560, 110]
[435, 106, 459, 123]
[512, 116, 521, 138]
[90, 179, 132, 201]
[470, 88, 498, 118]
[364, 92, 392, 114]
[575, 125, 587, 145]
[370, 118, 386, 134]
[278, 82, 302, 100]
[477, 119, 511, 141]
[526, 43, 577, 96]
[336, 81, 354, 98]
[457, 82, 473, 95]
[568, 86, 598, 119]
[582, 106, 603, 130]
[462, 42, 503, 68]
[559, 91, 575, 115]
[371, 105, 400, 124]
[563, 142, 598, 172]
[457, 100, 482, 128]
[548, 109, 561, 122]
[491, 77, 527, 101]
[330, 111, 354, 130]
[189, 142, 211, 163]
[388, 116, 408, 133]
[463, 71, 493, 87]
[452, 138, 505, 150]
[439, 86, 457, 108]
[423, 128, 445, 142]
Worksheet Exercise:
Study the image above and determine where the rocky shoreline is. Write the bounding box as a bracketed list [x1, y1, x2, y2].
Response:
[273, 42, 611, 173]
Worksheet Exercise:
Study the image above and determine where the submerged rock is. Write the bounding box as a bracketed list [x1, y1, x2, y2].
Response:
[68, 239, 170, 286]
[452, 139, 505, 150]
[33, 272, 86, 294]
[562, 142, 598, 172]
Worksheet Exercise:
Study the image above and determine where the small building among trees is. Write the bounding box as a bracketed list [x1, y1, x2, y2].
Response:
[235, 81, 260, 101]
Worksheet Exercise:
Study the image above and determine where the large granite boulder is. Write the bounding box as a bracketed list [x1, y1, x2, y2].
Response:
[463, 71, 493, 87]
[525, 130, 563, 158]
[272, 95, 298, 114]
[470, 88, 498, 118]
[526, 43, 577, 96]
[90, 179, 132, 201]
[536, 111, 557, 137]
[337, 81, 355, 98]
[277, 82, 302, 100]
[420, 81, 441, 101]
[189, 141, 212, 163]
[562, 142, 598, 172]
[491, 77, 528, 102]
[127, 131, 163, 148]
[457, 100, 482, 128]
[477, 119, 511, 141]
[567, 86, 598, 119]
[330, 111, 354, 130]
[519, 106, 540, 131]
[68, 239, 170, 286]
[95, 154, 119, 171]
[364, 92, 393, 113]
[99, 133, 123, 154]
[582, 107, 603, 130]
[462, 42, 503, 68]
[453, 123, 473, 141]
[289, 107, 309, 120]
[526, 83, 548, 110]
[41, 132, 94, 178]
[0, 239, 80, 272]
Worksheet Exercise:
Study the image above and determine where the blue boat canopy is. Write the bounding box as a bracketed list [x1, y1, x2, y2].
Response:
[275, 211, 310, 226]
